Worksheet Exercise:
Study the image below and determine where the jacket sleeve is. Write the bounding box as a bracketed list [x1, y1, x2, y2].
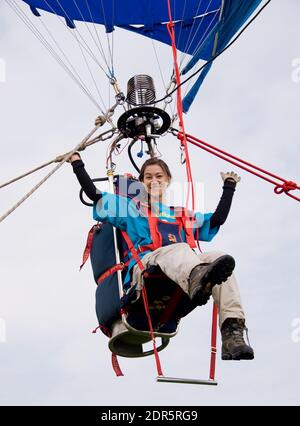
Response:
[193, 179, 237, 241]
[210, 179, 236, 228]
[72, 159, 101, 202]
[194, 212, 220, 242]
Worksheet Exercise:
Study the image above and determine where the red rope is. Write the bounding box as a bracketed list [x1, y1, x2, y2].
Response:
[166, 0, 195, 211]
[166, 0, 203, 248]
[177, 131, 300, 202]
[141, 286, 163, 377]
[121, 231, 164, 377]
[209, 303, 218, 380]
[167, 0, 216, 381]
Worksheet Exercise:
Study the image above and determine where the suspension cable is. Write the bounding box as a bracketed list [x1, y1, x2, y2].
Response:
[166, 0, 195, 211]
[74, 0, 113, 75]
[43, 0, 111, 78]
[6, 0, 104, 111]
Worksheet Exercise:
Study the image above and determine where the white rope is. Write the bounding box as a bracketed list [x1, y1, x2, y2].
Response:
[176, 0, 188, 56]
[0, 127, 116, 190]
[110, 0, 115, 76]
[100, 0, 115, 75]
[179, 0, 208, 68]
[41, 0, 115, 109]
[150, 39, 175, 117]
[72, 29, 105, 109]
[38, 13, 107, 113]
[6, 0, 103, 110]
[183, 9, 221, 68]
[73, 0, 113, 75]
[42, 0, 111, 78]
[0, 124, 104, 224]
[182, 13, 220, 99]
[182, 7, 223, 100]
[0, 160, 55, 190]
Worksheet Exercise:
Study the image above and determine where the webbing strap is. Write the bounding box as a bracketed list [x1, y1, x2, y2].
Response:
[80, 224, 101, 270]
[111, 353, 124, 377]
[209, 303, 218, 380]
[92, 325, 124, 377]
[97, 263, 125, 285]
[147, 212, 162, 250]
[175, 208, 197, 249]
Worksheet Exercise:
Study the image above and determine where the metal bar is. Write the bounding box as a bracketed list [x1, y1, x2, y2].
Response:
[107, 170, 124, 317]
[156, 376, 218, 386]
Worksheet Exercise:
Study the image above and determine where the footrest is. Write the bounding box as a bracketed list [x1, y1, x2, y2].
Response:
[156, 376, 218, 386]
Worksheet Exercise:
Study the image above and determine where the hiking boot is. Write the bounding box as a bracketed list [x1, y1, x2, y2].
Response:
[221, 318, 254, 360]
[188, 255, 235, 306]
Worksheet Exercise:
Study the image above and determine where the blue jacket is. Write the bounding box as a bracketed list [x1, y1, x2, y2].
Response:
[93, 192, 219, 288]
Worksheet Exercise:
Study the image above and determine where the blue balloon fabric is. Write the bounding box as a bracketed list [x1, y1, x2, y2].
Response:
[23, 0, 221, 56]
[22, 0, 263, 111]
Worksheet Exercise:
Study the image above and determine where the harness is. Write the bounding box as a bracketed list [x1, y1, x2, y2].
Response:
[128, 202, 197, 260]
[81, 203, 197, 286]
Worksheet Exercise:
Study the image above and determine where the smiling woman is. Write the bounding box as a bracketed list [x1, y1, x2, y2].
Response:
[70, 150, 254, 366]
[138, 158, 172, 204]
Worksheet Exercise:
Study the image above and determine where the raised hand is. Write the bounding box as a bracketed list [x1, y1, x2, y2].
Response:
[220, 171, 241, 184]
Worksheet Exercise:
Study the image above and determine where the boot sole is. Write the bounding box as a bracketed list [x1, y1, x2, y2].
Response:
[192, 255, 235, 305]
[222, 349, 255, 361]
[201, 255, 235, 294]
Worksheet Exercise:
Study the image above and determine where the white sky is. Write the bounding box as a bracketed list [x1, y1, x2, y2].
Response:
[0, 0, 299, 406]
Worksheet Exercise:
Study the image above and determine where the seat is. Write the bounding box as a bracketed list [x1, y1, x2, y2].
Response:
[89, 214, 195, 359]
[108, 317, 175, 358]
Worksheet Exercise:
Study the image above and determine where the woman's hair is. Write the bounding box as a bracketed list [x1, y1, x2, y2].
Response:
[138, 158, 172, 182]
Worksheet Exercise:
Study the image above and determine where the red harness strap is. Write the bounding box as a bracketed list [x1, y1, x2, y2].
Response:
[146, 213, 162, 249]
[111, 352, 124, 377]
[209, 303, 218, 380]
[137, 244, 155, 254]
[174, 207, 197, 249]
[121, 230, 164, 377]
[138, 206, 197, 253]
[97, 263, 126, 285]
[80, 224, 101, 270]
[92, 325, 124, 377]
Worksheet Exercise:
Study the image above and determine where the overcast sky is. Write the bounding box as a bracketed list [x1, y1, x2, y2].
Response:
[0, 0, 299, 406]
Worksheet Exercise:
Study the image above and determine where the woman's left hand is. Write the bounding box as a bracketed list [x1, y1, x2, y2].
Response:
[220, 171, 241, 184]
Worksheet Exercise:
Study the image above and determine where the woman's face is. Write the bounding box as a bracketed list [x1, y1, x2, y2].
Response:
[142, 164, 170, 201]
